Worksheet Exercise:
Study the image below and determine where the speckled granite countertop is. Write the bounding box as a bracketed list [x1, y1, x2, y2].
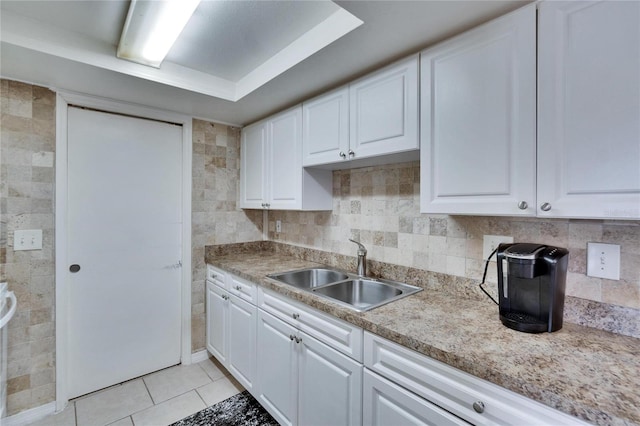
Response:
[205, 249, 640, 426]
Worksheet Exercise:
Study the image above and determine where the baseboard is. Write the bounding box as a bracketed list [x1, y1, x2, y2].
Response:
[191, 349, 210, 363]
[3, 401, 56, 426]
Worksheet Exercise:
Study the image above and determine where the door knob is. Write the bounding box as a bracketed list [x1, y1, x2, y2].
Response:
[69, 264, 81, 273]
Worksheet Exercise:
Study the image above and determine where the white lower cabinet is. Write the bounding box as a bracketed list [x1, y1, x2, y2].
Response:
[255, 309, 297, 426]
[256, 309, 363, 426]
[205, 282, 227, 364]
[205, 270, 257, 392]
[227, 295, 256, 392]
[363, 369, 468, 426]
[298, 327, 362, 426]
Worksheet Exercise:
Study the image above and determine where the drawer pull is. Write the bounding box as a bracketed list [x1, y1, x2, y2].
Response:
[292, 313, 300, 319]
[473, 401, 485, 414]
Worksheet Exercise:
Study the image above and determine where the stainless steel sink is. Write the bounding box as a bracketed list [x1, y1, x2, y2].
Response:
[267, 267, 422, 312]
[267, 268, 350, 289]
[313, 278, 421, 312]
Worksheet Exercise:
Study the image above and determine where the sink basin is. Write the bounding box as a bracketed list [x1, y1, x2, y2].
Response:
[268, 268, 350, 289]
[267, 267, 422, 312]
[313, 278, 422, 312]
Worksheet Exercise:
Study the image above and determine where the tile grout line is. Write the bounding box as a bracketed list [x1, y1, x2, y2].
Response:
[141, 376, 156, 406]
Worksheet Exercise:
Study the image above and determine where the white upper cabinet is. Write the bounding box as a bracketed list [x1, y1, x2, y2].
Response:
[240, 106, 333, 211]
[420, 4, 537, 216]
[302, 86, 349, 167]
[301, 56, 420, 169]
[537, 0, 640, 219]
[350, 55, 419, 162]
[268, 107, 304, 210]
[240, 121, 267, 210]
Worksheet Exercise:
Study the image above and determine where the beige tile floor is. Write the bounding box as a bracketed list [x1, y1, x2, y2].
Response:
[28, 357, 244, 426]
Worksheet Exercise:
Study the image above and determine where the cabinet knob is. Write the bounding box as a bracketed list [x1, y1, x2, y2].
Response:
[294, 336, 302, 344]
[292, 313, 300, 319]
[517, 201, 528, 210]
[265, 203, 270, 209]
[289, 334, 295, 341]
[222, 294, 229, 301]
[339, 151, 346, 159]
[348, 149, 355, 158]
[540, 202, 552, 212]
[234, 285, 242, 291]
[472, 401, 485, 414]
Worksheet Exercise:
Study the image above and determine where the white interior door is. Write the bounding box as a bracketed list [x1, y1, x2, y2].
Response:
[67, 106, 183, 398]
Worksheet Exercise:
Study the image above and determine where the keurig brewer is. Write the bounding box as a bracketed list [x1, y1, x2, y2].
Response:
[496, 243, 569, 333]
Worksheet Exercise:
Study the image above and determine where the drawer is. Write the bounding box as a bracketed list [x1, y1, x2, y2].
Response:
[258, 288, 363, 362]
[229, 274, 257, 304]
[206, 265, 227, 289]
[363, 369, 468, 426]
[364, 332, 588, 426]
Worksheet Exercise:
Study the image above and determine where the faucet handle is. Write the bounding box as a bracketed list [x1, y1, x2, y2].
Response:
[348, 239, 367, 255]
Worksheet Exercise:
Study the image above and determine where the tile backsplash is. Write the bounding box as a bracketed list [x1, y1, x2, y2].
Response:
[0, 80, 56, 414]
[268, 162, 640, 310]
[191, 119, 262, 351]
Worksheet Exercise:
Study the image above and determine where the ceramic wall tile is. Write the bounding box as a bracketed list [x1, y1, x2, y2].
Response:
[0, 80, 56, 415]
[268, 162, 640, 310]
[190, 119, 262, 351]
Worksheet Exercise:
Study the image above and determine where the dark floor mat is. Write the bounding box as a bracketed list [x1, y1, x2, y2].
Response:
[170, 390, 279, 426]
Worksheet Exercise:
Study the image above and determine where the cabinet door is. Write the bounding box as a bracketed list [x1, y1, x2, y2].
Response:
[302, 87, 350, 166]
[537, 1, 640, 219]
[350, 55, 419, 160]
[256, 310, 297, 426]
[363, 370, 468, 426]
[268, 106, 302, 210]
[298, 332, 363, 426]
[228, 295, 256, 392]
[240, 121, 267, 209]
[420, 5, 536, 216]
[206, 282, 228, 365]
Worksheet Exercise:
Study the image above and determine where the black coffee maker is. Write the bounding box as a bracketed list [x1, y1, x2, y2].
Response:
[496, 243, 569, 333]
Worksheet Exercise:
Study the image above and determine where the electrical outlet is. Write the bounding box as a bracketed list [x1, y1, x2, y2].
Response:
[275, 220, 282, 233]
[14, 229, 43, 251]
[483, 235, 513, 261]
[587, 242, 620, 280]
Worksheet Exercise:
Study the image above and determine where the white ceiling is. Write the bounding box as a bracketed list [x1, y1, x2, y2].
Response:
[0, 0, 531, 126]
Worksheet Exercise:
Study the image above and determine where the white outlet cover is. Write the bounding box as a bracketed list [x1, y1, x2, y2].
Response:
[483, 235, 513, 261]
[587, 242, 620, 280]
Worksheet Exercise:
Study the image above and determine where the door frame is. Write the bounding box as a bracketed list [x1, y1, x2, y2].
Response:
[55, 91, 193, 411]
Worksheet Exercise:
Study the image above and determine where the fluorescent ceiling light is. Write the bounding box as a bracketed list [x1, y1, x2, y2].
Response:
[117, 0, 201, 68]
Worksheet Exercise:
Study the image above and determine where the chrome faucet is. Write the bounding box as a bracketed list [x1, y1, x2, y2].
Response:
[349, 239, 367, 277]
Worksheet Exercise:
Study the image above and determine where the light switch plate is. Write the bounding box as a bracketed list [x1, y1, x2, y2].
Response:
[14, 229, 43, 251]
[587, 242, 620, 280]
